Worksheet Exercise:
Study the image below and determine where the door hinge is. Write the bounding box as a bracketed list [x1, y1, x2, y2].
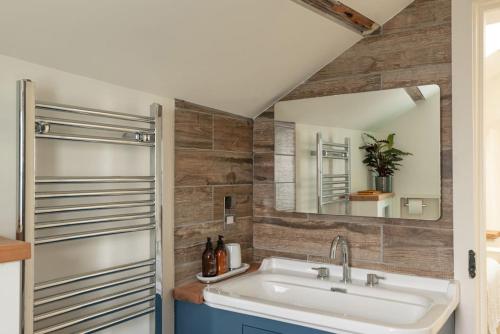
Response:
[468, 250, 476, 278]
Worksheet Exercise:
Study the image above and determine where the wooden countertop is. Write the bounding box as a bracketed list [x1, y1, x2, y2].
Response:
[0, 237, 31, 264]
[349, 192, 394, 202]
[173, 263, 260, 304]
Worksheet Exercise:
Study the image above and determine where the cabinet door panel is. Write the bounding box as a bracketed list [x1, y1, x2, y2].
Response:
[243, 324, 281, 334]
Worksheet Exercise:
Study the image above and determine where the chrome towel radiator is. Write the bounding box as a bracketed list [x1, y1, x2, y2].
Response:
[17, 79, 163, 334]
[316, 132, 351, 214]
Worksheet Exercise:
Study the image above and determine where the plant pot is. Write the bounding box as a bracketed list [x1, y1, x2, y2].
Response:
[375, 176, 392, 193]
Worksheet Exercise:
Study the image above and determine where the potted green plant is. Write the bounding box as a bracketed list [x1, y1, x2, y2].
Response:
[359, 133, 412, 193]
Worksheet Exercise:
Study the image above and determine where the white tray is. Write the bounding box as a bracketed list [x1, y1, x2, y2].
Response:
[196, 263, 250, 284]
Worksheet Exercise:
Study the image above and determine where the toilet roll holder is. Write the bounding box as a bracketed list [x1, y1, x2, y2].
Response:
[403, 198, 428, 208]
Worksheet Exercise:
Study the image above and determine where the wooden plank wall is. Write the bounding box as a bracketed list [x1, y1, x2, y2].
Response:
[274, 121, 296, 211]
[253, 0, 454, 279]
[174, 100, 254, 285]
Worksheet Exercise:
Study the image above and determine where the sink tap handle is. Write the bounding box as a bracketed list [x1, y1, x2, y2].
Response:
[312, 267, 330, 279]
[366, 273, 385, 286]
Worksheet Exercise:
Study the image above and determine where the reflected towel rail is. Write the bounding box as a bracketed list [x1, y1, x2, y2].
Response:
[317, 133, 351, 214]
[322, 186, 348, 191]
[322, 194, 348, 199]
[323, 142, 348, 148]
[322, 155, 348, 160]
[323, 174, 349, 178]
[322, 199, 349, 205]
[322, 181, 349, 185]
[323, 149, 348, 154]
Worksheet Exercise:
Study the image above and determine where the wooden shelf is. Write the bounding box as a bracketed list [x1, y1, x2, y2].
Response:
[349, 192, 394, 202]
[487, 230, 500, 241]
[0, 237, 31, 264]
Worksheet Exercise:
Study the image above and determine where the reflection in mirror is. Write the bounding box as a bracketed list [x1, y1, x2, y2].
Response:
[274, 85, 441, 220]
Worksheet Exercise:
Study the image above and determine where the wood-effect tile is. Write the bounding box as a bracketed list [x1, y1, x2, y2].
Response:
[176, 150, 253, 187]
[214, 115, 253, 152]
[175, 186, 213, 226]
[175, 109, 213, 149]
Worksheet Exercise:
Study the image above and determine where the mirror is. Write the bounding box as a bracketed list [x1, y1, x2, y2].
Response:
[274, 85, 441, 220]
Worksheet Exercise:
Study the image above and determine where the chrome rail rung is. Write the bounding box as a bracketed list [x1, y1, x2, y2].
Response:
[76, 306, 155, 334]
[36, 132, 154, 146]
[35, 188, 155, 199]
[34, 283, 155, 321]
[322, 155, 348, 160]
[322, 191, 348, 196]
[35, 224, 155, 245]
[322, 194, 349, 199]
[35, 212, 155, 229]
[35, 102, 155, 123]
[322, 181, 349, 185]
[34, 271, 155, 306]
[322, 199, 349, 204]
[323, 187, 349, 192]
[323, 142, 348, 148]
[322, 174, 349, 178]
[34, 295, 155, 334]
[36, 176, 154, 184]
[323, 149, 348, 154]
[35, 259, 155, 291]
[35, 200, 155, 214]
[35, 116, 154, 134]
[322, 187, 348, 192]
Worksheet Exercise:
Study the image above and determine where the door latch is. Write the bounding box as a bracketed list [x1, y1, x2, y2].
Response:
[468, 250, 476, 278]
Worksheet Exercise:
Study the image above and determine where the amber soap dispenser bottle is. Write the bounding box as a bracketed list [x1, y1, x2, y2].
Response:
[215, 235, 228, 275]
[202, 237, 217, 277]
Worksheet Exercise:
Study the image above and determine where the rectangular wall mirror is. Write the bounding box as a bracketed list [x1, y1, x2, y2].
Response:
[274, 85, 441, 220]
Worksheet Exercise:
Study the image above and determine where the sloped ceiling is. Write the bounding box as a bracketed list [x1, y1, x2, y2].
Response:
[0, 0, 412, 118]
[275, 85, 440, 131]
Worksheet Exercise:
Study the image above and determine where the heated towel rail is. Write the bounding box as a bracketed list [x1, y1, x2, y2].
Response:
[316, 132, 351, 214]
[17, 79, 163, 334]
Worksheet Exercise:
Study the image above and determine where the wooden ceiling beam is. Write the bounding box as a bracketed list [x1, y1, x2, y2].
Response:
[294, 0, 380, 35]
[404, 87, 426, 103]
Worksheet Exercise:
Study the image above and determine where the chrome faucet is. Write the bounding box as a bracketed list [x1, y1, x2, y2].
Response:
[330, 235, 351, 283]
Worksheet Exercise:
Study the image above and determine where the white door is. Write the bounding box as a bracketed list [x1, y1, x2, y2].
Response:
[453, 0, 481, 333]
[453, 1, 500, 333]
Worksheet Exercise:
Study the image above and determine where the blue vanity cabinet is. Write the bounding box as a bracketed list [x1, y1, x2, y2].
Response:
[175, 301, 331, 334]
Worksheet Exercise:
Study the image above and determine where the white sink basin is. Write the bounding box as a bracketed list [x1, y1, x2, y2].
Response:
[203, 257, 459, 334]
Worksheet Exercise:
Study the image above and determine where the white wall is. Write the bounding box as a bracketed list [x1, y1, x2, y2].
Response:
[0, 54, 175, 334]
[374, 90, 441, 218]
[0, 262, 21, 334]
[484, 71, 500, 232]
[294, 123, 372, 213]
